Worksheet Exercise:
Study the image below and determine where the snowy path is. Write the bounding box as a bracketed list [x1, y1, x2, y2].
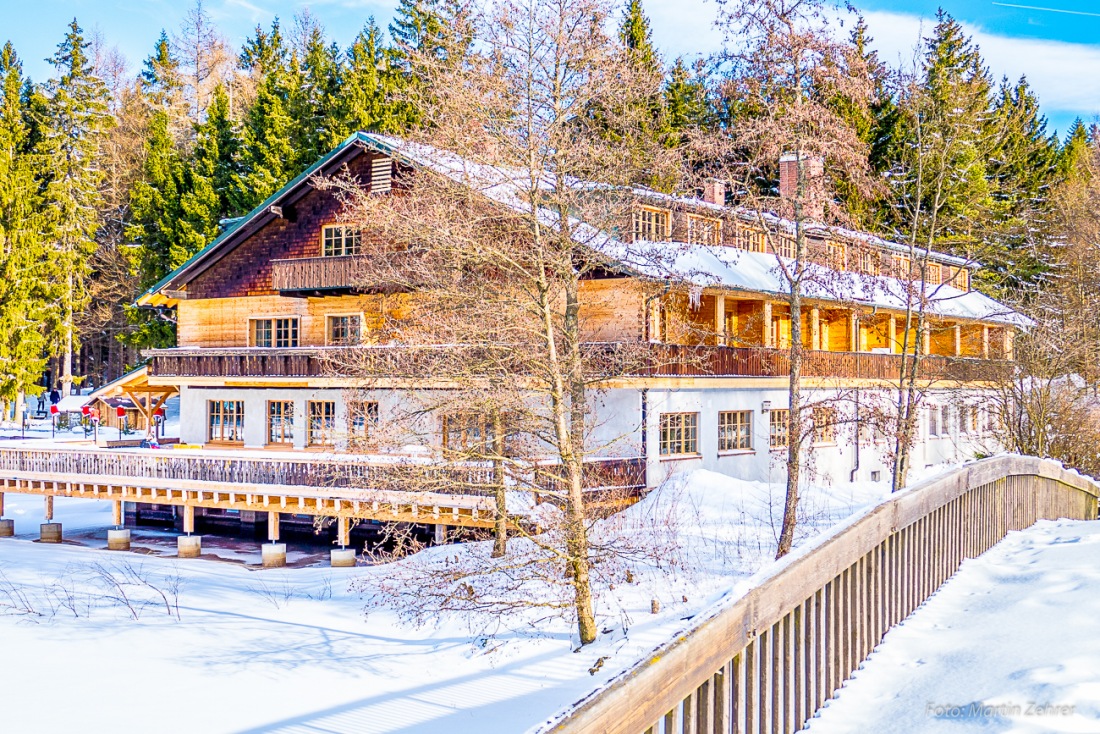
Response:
[806, 518, 1100, 734]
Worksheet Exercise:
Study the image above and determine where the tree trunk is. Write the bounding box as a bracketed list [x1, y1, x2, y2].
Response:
[776, 286, 802, 559]
[62, 270, 74, 397]
[564, 275, 597, 645]
[491, 407, 507, 558]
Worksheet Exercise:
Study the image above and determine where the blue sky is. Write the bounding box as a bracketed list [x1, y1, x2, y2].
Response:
[5, 0, 1099, 137]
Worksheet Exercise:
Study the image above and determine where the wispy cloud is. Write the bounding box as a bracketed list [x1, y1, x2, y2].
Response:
[991, 3, 1100, 19]
[860, 9, 1100, 128]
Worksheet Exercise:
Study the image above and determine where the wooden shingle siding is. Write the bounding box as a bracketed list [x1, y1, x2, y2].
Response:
[186, 154, 380, 300]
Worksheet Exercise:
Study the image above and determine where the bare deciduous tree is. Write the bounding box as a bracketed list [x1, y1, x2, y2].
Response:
[324, 0, 679, 645]
[713, 0, 876, 557]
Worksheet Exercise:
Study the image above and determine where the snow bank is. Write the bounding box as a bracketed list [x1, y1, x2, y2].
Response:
[0, 468, 905, 733]
[806, 519, 1100, 733]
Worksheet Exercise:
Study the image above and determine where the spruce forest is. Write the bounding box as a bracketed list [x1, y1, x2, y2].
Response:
[0, 0, 1096, 468]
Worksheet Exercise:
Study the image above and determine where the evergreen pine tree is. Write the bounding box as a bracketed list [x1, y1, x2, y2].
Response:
[239, 19, 287, 76]
[986, 75, 1060, 289]
[343, 19, 411, 134]
[234, 60, 296, 211]
[38, 19, 112, 396]
[194, 83, 242, 217]
[889, 11, 995, 263]
[125, 109, 219, 348]
[1058, 118, 1091, 184]
[141, 31, 185, 111]
[664, 58, 712, 140]
[290, 22, 345, 160]
[0, 42, 48, 410]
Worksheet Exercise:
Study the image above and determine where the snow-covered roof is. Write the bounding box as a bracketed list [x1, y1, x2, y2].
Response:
[363, 134, 1021, 325]
[604, 240, 1028, 326]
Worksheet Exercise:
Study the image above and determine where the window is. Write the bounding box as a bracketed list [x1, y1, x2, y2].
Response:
[891, 255, 911, 278]
[856, 250, 880, 276]
[959, 405, 979, 435]
[443, 412, 490, 454]
[827, 242, 847, 271]
[267, 401, 294, 444]
[769, 409, 790, 449]
[251, 317, 299, 348]
[812, 406, 836, 444]
[307, 401, 336, 446]
[349, 401, 380, 439]
[925, 263, 942, 286]
[687, 214, 722, 246]
[659, 412, 699, 456]
[940, 405, 951, 436]
[771, 234, 796, 259]
[927, 405, 939, 437]
[322, 224, 361, 257]
[633, 207, 670, 241]
[952, 268, 970, 292]
[718, 410, 753, 452]
[208, 400, 244, 443]
[327, 314, 361, 345]
[733, 225, 766, 253]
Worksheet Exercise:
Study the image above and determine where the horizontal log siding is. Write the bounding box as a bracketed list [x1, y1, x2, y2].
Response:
[543, 456, 1099, 734]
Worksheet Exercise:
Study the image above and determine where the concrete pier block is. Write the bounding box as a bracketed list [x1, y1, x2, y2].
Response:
[0, 519, 13, 537]
[262, 543, 287, 568]
[39, 523, 62, 543]
[107, 529, 131, 551]
[330, 548, 356, 568]
[178, 535, 202, 558]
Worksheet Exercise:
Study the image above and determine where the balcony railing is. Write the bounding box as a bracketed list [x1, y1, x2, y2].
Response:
[271, 255, 369, 293]
[147, 344, 1009, 382]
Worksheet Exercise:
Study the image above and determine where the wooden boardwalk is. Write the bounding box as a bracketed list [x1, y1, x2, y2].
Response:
[543, 456, 1099, 734]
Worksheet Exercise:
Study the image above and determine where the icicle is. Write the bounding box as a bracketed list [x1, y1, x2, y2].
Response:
[689, 285, 703, 311]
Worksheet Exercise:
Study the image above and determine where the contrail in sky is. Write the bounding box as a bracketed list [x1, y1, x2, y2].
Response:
[992, 2, 1100, 17]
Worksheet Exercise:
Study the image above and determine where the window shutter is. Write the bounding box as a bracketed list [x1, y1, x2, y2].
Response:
[371, 156, 392, 194]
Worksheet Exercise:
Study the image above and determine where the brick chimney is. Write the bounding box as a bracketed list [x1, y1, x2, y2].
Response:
[702, 179, 726, 206]
[779, 153, 825, 221]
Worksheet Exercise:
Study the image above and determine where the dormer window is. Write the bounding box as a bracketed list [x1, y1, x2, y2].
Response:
[686, 214, 721, 245]
[633, 206, 670, 242]
[925, 262, 942, 286]
[322, 224, 362, 257]
[951, 268, 970, 291]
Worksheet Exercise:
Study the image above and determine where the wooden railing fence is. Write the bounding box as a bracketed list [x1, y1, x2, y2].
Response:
[0, 448, 644, 498]
[543, 456, 1099, 734]
[147, 344, 1009, 382]
[271, 255, 369, 292]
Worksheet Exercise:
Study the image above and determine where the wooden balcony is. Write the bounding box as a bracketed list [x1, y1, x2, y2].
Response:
[639, 344, 1010, 382]
[147, 344, 1009, 382]
[271, 255, 369, 295]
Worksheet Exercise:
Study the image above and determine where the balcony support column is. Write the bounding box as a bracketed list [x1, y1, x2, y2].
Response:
[849, 311, 859, 352]
[715, 295, 726, 346]
[954, 324, 962, 357]
[982, 326, 990, 359]
[647, 298, 661, 343]
[810, 307, 820, 351]
[763, 302, 773, 348]
[888, 316, 898, 354]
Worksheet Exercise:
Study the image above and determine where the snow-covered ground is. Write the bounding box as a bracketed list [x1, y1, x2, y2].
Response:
[0, 468, 902, 733]
[806, 519, 1100, 734]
